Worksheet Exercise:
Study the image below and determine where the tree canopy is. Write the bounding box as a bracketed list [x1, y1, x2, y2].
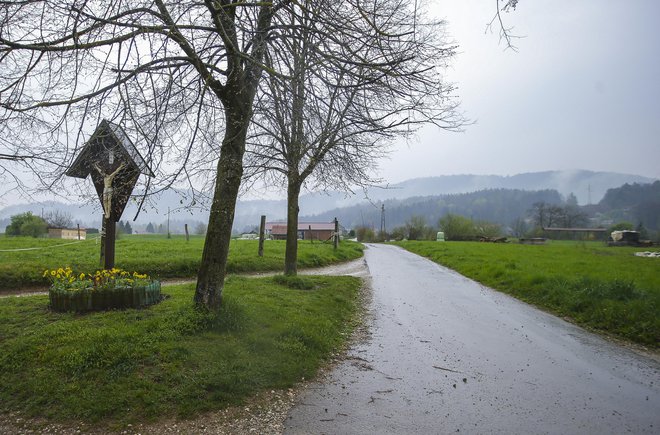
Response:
[5, 212, 47, 237]
[1, 0, 467, 307]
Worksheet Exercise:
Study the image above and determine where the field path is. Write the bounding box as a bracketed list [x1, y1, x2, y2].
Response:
[0, 258, 368, 298]
[285, 243, 660, 434]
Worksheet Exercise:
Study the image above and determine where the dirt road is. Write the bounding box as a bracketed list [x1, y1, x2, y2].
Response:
[285, 244, 660, 434]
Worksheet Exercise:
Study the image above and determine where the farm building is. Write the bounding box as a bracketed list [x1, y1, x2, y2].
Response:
[48, 228, 87, 240]
[265, 221, 336, 241]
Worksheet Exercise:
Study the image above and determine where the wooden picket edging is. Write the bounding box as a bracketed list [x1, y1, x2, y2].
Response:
[49, 281, 161, 313]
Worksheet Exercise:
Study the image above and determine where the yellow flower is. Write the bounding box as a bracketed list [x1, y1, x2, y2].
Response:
[50, 271, 56, 277]
[79, 273, 85, 280]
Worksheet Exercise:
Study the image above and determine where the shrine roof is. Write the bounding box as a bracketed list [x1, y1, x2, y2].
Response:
[66, 120, 155, 178]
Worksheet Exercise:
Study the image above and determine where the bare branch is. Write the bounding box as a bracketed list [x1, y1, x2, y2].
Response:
[487, 0, 521, 51]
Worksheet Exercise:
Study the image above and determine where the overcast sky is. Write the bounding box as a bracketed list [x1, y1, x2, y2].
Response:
[2, 1, 659, 207]
[376, 0, 660, 183]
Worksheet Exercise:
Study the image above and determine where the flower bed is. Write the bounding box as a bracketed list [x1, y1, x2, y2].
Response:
[45, 267, 161, 313]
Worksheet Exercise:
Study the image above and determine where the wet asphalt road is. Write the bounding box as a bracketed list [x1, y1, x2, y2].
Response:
[285, 244, 660, 434]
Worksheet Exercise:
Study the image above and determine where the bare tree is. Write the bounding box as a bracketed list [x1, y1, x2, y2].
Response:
[0, 1, 518, 306]
[546, 204, 565, 228]
[510, 216, 528, 238]
[246, 0, 462, 275]
[560, 206, 589, 228]
[529, 201, 548, 228]
[44, 210, 73, 229]
[0, 1, 296, 310]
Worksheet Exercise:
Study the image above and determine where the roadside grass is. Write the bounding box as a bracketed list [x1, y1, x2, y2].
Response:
[0, 275, 362, 426]
[0, 236, 364, 290]
[393, 241, 660, 347]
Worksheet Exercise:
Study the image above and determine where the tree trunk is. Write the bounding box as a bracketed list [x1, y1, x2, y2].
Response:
[284, 178, 301, 276]
[192, 4, 273, 310]
[194, 105, 249, 310]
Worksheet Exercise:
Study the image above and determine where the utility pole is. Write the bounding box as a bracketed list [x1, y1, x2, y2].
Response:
[167, 206, 171, 239]
[380, 204, 386, 240]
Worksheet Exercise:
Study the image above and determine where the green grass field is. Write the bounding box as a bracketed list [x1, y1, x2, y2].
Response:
[394, 240, 660, 347]
[0, 275, 362, 426]
[0, 235, 364, 290]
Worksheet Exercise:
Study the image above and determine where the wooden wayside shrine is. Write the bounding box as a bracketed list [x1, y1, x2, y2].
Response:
[66, 120, 154, 269]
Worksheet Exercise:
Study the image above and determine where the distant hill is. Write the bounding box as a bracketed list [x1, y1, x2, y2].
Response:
[363, 170, 655, 205]
[302, 189, 564, 230]
[1, 170, 655, 233]
[594, 181, 660, 230]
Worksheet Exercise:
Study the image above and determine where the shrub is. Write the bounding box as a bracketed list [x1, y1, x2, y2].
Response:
[405, 215, 432, 240]
[355, 226, 375, 242]
[474, 220, 502, 238]
[390, 226, 406, 241]
[438, 213, 476, 241]
[5, 212, 47, 237]
[608, 221, 634, 233]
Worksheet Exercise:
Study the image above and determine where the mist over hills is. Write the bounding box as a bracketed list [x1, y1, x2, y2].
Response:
[362, 170, 654, 205]
[0, 170, 656, 233]
[304, 189, 565, 230]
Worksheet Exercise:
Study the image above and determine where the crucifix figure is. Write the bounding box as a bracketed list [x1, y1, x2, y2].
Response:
[94, 162, 126, 219]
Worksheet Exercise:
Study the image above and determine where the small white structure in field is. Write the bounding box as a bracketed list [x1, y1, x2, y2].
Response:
[48, 228, 86, 240]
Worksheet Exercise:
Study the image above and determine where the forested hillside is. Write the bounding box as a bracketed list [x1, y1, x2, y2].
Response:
[2, 172, 656, 234]
[304, 189, 564, 229]
[596, 181, 660, 230]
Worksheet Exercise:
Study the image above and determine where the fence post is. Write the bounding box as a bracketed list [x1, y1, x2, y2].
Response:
[334, 217, 339, 250]
[258, 215, 266, 257]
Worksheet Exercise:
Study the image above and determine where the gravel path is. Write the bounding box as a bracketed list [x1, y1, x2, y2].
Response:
[0, 258, 368, 298]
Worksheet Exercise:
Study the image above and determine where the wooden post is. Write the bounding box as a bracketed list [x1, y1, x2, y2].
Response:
[167, 206, 171, 239]
[309, 224, 313, 244]
[258, 215, 266, 257]
[334, 217, 339, 250]
[99, 219, 105, 267]
[103, 214, 116, 270]
[185, 223, 190, 242]
[77, 223, 81, 240]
